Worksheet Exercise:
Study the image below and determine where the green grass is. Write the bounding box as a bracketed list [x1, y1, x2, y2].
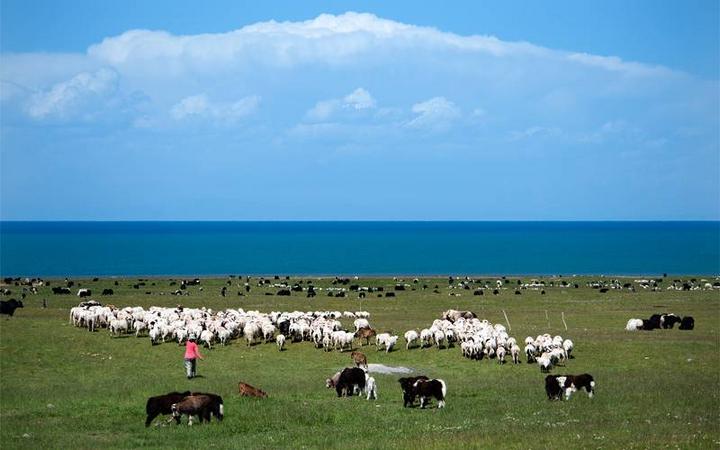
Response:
[1, 276, 719, 449]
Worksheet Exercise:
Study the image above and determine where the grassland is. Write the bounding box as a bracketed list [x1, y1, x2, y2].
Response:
[0, 275, 718, 449]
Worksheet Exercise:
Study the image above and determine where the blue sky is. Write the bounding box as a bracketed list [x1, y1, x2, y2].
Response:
[1, 1, 718, 220]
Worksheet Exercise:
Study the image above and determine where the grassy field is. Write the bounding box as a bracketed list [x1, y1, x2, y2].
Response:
[0, 275, 718, 449]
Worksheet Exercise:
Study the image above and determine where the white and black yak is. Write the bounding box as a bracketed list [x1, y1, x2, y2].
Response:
[545, 374, 595, 401]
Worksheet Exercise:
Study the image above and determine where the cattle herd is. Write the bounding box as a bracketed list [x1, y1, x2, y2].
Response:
[625, 313, 695, 331]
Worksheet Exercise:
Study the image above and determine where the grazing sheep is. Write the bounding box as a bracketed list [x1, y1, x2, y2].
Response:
[562, 339, 574, 359]
[434, 330, 446, 349]
[384, 335, 398, 353]
[109, 318, 129, 336]
[420, 329, 433, 348]
[525, 344, 536, 363]
[538, 353, 552, 373]
[276, 334, 286, 351]
[496, 346, 506, 364]
[365, 375, 378, 400]
[510, 344, 521, 364]
[404, 330, 419, 349]
[626, 318, 644, 331]
[353, 318, 370, 332]
[200, 330, 214, 349]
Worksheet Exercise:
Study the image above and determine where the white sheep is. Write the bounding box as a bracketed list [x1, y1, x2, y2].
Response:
[434, 330, 446, 349]
[525, 343, 536, 363]
[496, 346, 506, 364]
[375, 333, 390, 350]
[384, 335, 398, 353]
[217, 327, 231, 346]
[276, 334, 286, 351]
[404, 330, 419, 349]
[109, 318, 128, 337]
[626, 318, 643, 331]
[420, 329, 433, 348]
[538, 353, 552, 372]
[200, 329, 214, 349]
[510, 344, 521, 364]
[562, 339, 574, 359]
[365, 375, 378, 400]
[354, 318, 370, 332]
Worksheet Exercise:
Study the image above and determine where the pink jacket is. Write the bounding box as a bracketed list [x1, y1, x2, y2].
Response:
[184, 341, 203, 360]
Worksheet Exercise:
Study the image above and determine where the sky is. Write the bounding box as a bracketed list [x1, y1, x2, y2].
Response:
[1, 1, 718, 220]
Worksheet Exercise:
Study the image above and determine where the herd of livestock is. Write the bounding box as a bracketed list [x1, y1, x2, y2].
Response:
[68, 303, 576, 374]
[65, 301, 599, 425]
[2, 274, 708, 427]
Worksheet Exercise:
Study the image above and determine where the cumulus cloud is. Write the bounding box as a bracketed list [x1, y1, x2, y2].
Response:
[343, 88, 376, 110]
[26, 68, 118, 119]
[83, 12, 671, 78]
[305, 87, 376, 121]
[406, 97, 461, 131]
[170, 94, 260, 122]
[0, 11, 713, 147]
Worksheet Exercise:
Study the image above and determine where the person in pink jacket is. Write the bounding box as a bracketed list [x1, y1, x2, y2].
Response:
[184, 336, 204, 379]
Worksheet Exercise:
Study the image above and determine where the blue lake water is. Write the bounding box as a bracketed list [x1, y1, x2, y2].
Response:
[0, 221, 718, 277]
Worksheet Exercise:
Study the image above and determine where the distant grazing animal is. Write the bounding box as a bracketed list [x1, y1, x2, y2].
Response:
[145, 391, 191, 426]
[355, 327, 377, 346]
[52, 287, 71, 295]
[625, 319, 644, 331]
[661, 313, 682, 329]
[171, 395, 217, 425]
[0, 299, 23, 318]
[335, 367, 366, 397]
[238, 382, 268, 398]
[411, 378, 447, 409]
[679, 316, 695, 330]
[77, 289, 92, 298]
[365, 375, 378, 400]
[326, 371, 342, 389]
[545, 374, 595, 401]
[101, 289, 114, 296]
[399, 376, 429, 407]
[351, 351, 368, 369]
[442, 309, 476, 323]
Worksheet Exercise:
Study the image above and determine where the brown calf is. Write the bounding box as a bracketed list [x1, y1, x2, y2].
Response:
[350, 351, 368, 368]
[238, 382, 268, 398]
[355, 327, 377, 346]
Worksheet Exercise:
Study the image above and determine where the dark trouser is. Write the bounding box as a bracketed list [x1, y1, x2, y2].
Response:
[184, 358, 197, 378]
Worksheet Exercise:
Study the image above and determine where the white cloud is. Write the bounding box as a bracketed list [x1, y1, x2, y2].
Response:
[343, 88, 376, 110]
[306, 99, 340, 121]
[305, 87, 376, 121]
[566, 53, 675, 78]
[26, 68, 118, 119]
[171, 94, 209, 119]
[83, 12, 671, 78]
[170, 94, 260, 122]
[406, 97, 461, 130]
[509, 126, 563, 141]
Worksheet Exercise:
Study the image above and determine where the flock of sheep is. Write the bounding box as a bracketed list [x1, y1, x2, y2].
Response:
[69, 304, 577, 377]
[69, 302, 372, 352]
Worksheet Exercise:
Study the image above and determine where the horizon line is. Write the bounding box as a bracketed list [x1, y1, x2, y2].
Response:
[1, 219, 719, 223]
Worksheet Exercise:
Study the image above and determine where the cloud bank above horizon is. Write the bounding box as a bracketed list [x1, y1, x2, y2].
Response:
[1, 12, 718, 220]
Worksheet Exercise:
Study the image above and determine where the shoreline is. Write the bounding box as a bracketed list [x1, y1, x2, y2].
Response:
[3, 273, 717, 280]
